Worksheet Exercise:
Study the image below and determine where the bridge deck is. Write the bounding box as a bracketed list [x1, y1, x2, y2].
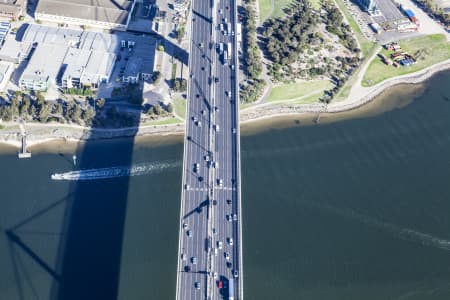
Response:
[175, 0, 243, 298]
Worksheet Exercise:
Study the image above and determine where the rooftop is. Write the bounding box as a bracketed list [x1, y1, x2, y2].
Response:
[35, 0, 134, 25]
[21, 43, 68, 84]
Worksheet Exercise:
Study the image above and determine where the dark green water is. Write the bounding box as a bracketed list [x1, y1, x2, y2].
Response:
[1, 72, 450, 300]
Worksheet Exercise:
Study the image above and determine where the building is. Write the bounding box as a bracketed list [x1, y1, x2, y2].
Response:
[35, 0, 137, 31]
[0, 38, 32, 63]
[0, 21, 10, 46]
[61, 48, 115, 89]
[0, 0, 25, 20]
[19, 43, 68, 91]
[357, 0, 380, 14]
[0, 61, 13, 91]
[19, 24, 117, 91]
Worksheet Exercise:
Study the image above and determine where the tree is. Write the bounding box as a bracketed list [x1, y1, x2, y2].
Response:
[82, 106, 96, 124]
[96, 98, 106, 110]
[153, 103, 163, 115]
[54, 102, 63, 115]
[71, 104, 82, 123]
[36, 91, 45, 107]
[39, 103, 51, 122]
[167, 103, 174, 113]
[19, 97, 30, 116]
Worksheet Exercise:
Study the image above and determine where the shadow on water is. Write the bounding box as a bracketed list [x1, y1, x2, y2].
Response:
[4, 95, 142, 299]
[50, 103, 142, 299]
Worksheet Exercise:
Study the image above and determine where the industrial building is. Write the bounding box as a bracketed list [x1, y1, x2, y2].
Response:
[15, 24, 155, 91]
[35, 0, 137, 31]
[19, 43, 68, 91]
[0, 61, 13, 91]
[18, 24, 117, 91]
[0, 0, 25, 20]
[0, 39, 32, 63]
[357, 0, 380, 15]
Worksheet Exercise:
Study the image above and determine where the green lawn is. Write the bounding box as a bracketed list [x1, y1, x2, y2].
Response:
[267, 80, 333, 102]
[258, 0, 273, 21]
[308, 0, 321, 10]
[291, 92, 324, 104]
[143, 117, 182, 126]
[259, 0, 294, 22]
[362, 34, 450, 87]
[272, 0, 295, 19]
[173, 97, 187, 120]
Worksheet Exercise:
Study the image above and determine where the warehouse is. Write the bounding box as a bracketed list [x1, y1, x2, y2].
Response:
[19, 43, 68, 91]
[35, 0, 137, 31]
[18, 24, 117, 91]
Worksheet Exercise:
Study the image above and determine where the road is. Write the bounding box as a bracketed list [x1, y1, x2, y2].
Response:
[176, 0, 243, 297]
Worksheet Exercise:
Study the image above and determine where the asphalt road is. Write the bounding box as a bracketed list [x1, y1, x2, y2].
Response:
[176, 0, 242, 297]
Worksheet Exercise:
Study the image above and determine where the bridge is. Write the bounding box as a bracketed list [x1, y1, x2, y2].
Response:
[175, 0, 243, 297]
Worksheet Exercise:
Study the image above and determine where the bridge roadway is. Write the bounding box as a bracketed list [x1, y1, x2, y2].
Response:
[175, 0, 243, 297]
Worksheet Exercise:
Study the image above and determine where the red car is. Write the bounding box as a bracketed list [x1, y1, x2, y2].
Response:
[217, 280, 223, 289]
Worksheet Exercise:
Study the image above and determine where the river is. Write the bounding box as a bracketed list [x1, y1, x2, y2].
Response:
[1, 71, 450, 299]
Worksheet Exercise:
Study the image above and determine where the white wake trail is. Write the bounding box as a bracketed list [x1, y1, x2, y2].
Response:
[51, 161, 180, 181]
[298, 198, 450, 251]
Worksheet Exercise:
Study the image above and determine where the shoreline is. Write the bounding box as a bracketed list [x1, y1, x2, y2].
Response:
[1, 59, 449, 150]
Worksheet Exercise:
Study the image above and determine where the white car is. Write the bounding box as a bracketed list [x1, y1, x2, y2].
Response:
[217, 241, 223, 249]
[183, 223, 188, 229]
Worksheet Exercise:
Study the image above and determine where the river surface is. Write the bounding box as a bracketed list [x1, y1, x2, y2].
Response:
[1, 72, 450, 299]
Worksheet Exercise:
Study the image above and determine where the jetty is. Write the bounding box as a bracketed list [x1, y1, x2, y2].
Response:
[18, 123, 31, 159]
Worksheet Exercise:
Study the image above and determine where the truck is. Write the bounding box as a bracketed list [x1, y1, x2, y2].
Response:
[369, 23, 382, 35]
[223, 50, 229, 63]
[401, 5, 420, 25]
[227, 23, 232, 35]
[228, 279, 235, 300]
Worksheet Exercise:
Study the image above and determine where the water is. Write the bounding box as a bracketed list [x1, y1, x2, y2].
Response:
[1, 72, 450, 299]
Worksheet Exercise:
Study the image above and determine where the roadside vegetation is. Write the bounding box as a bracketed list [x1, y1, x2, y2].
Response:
[362, 34, 450, 87]
[240, 0, 266, 104]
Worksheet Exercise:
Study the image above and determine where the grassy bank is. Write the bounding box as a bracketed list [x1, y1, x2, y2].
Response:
[173, 97, 186, 120]
[362, 34, 450, 87]
[259, 0, 294, 22]
[142, 117, 182, 126]
[268, 80, 333, 102]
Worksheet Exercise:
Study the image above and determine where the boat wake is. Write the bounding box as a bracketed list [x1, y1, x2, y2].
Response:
[297, 198, 450, 251]
[51, 161, 180, 181]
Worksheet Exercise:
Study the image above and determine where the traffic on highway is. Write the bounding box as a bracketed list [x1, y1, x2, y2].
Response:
[176, 0, 242, 297]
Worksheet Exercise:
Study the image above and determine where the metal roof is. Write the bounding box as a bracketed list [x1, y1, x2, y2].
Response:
[36, 0, 134, 25]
